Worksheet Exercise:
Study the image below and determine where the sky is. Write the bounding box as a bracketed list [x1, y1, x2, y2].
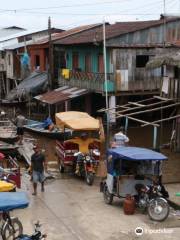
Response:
[0, 0, 180, 30]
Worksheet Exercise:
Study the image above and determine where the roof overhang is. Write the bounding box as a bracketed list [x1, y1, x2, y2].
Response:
[34, 86, 89, 105]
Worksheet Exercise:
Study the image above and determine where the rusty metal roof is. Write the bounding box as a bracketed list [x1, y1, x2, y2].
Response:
[34, 86, 89, 105]
[53, 17, 180, 45]
[32, 23, 102, 45]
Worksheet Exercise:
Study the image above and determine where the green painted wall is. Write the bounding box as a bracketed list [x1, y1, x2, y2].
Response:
[65, 45, 110, 73]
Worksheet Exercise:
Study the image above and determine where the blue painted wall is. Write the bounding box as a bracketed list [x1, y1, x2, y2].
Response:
[64, 45, 110, 73]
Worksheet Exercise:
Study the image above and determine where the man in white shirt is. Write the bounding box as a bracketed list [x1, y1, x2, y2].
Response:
[111, 127, 129, 147]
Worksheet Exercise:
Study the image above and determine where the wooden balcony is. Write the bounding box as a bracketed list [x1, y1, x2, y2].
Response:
[58, 69, 162, 95]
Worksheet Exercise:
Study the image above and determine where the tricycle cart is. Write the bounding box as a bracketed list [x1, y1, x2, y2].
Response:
[100, 146, 170, 221]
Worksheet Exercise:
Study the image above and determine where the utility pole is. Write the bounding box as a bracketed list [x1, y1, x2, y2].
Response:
[103, 19, 110, 148]
[163, 0, 166, 46]
[48, 16, 53, 90]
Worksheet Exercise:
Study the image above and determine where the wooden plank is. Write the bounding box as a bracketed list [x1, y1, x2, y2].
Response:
[154, 95, 172, 101]
[128, 102, 145, 107]
[17, 140, 34, 166]
[141, 114, 180, 127]
[116, 99, 173, 114]
[124, 102, 180, 117]
[116, 113, 159, 127]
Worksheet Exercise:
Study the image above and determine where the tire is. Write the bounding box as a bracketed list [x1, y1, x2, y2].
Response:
[86, 172, 94, 186]
[1, 217, 23, 240]
[147, 198, 170, 222]
[103, 184, 113, 205]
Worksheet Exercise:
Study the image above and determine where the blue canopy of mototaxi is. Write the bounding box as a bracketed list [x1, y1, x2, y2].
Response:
[107, 147, 167, 161]
[0, 192, 29, 211]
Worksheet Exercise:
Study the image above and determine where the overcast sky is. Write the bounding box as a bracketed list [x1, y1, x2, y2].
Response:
[0, 0, 180, 30]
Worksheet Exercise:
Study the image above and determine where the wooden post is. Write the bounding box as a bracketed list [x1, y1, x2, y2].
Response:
[153, 126, 158, 150]
[125, 116, 128, 134]
[48, 104, 51, 116]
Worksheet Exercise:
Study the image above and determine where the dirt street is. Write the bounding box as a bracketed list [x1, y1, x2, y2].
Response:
[11, 172, 180, 240]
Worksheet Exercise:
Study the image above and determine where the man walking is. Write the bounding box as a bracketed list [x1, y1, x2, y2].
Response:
[31, 145, 47, 195]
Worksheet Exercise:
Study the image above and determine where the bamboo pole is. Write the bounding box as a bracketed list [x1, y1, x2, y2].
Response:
[128, 102, 145, 107]
[141, 114, 180, 127]
[116, 113, 159, 127]
[98, 97, 156, 112]
[116, 99, 173, 114]
[121, 102, 180, 117]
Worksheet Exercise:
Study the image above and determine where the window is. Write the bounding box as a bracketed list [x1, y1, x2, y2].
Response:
[174, 66, 179, 78]
[35, 55, 40, 68]
[0, 51, 5, 59]
[136, 55, 149, 68]
[85, 54, 91, 72]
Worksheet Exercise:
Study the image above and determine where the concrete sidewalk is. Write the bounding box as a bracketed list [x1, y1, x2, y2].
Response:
[165, 183, 180, 207]
[12, 172, 180, 240]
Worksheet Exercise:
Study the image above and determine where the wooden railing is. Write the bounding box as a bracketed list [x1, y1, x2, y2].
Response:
[58, 69, 162, 93]
[59, 70, 114, 92]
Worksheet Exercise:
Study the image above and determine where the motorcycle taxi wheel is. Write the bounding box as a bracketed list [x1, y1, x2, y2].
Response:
[103, 184, 113, 205]
[86, 172, 94, 186]
[147, 197, 170, 222]
[1, 217, 23, 240]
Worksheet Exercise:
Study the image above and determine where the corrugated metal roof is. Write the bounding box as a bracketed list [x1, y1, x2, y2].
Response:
[0, 27, 25, 39]
[6, 71, 48, 101]
[34, 86, 89, 105]
[54, 17, 180, 45]
[3, 40, 34, 50]
[0, 27, 62, 43]
[32, 23, 103, 45]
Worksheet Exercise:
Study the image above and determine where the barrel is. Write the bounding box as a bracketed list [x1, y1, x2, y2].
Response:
[123, 195, 135, 215]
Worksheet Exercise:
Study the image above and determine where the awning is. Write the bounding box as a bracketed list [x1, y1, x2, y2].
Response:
[55, 111, 100, 130]
[108, 147, 167, 161]
[34, 86, 89, 105]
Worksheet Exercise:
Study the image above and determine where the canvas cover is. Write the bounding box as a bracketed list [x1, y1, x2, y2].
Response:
[107, 147, 167, 161]
[55, 111, 100, 130]
[0, 192, 29, 211]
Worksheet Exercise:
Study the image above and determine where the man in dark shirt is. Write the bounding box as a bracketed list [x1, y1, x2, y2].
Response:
[31, 145, 47, 195]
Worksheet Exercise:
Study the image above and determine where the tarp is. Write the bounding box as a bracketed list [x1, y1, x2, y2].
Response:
[0, 192, 29, 211]
[6, 71, 48, 101]
[55, 111, 100, 130]
[107, 147, 167, 161]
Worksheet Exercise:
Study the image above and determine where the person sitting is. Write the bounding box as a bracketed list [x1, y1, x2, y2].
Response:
[43, 116, 54, 131]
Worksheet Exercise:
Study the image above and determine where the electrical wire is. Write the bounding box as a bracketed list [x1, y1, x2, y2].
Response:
[0, 0, 129, 12]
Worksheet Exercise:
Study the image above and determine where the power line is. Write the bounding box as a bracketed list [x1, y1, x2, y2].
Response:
[0, 0, 128, 12]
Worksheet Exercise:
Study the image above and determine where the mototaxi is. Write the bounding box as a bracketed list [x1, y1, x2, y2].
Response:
[55, 111, 102, 185]
[100, 146, 170, 221]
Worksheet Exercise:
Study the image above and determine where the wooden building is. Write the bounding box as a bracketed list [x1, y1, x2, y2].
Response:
[0, 28, 63, 95]
[51, 16, 180, 119]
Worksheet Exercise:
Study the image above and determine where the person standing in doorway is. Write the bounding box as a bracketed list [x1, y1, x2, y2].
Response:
[31, 145, 47, 195]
